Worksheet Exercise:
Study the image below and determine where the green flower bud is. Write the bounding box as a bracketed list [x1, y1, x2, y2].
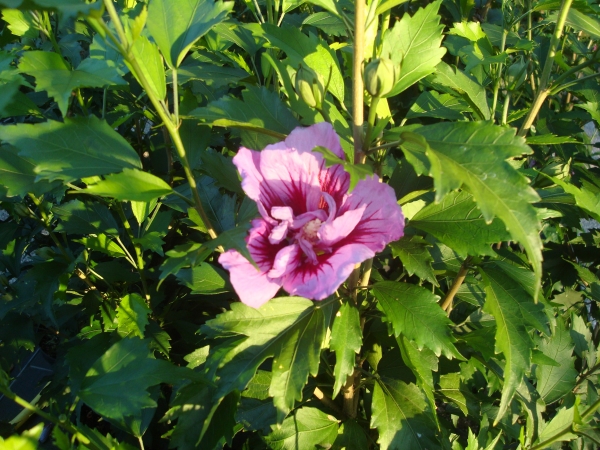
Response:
[295, 66, 325, 109]
[364, 58, 400, 98]
[506, 60, 527, 91]
[13, 203, 31, 218]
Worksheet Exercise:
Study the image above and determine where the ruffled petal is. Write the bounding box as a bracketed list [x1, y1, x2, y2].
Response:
[318, 205, 366, 247]
[338, 176, 405, 253]
[247, 219, 286, 271]
[219, 250, 281, 308]
[319, 164, 349, 209]
[268, 244, 301, 278]
[232, 147, 264, 204]
[284, 122, 345, 159]
[282, 243, 375, 300]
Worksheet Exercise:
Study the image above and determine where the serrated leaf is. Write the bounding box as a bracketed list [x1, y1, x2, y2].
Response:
[147, 0, 233, 69]
[53, 200, 120, 235]
[0, 116, 141, 182]
[390, 236, 437, 285]
[526, 134, 582, 145]
[75, 234, 127, 259]
[0, 145, 60, 197]
[382, 0, 446, 97]
[117, 294, 150, 338]
[190, 85, 299, 142]
[535, 405, 578, 445]
[410, 190, 511, 257]
[198, 148, 243, 195]
[174, 60, 249, 87]
[81, 168, 173, 202]
[431, 62, 491, 119]
[535, 317, 578, 404]
[302, 12, 347, 36]
[547, 174, 600, 221]
[372, 281, 461, 359]
[79, 337, 203, 421]
[438, 373, 478, 416]
[371, 379, 439, 450]
[2, 9, 37, 39]
[201, 297, 326, 419]
[406, 91, 468, 120]
[264, 407, 338, 450]
[332, 419, 369, 450]
[479, 266, 547, 423]
[175, 263, 230, 294]
[257, 23, 345, 102]
[404, 121, 542, 300]
[18, 51, 125, 116]
[331, 301, 362, 398]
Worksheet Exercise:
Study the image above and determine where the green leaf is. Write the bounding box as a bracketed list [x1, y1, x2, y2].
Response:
[134, 231, 165, 256]
[390, 236, 437, 285]
[406, 91, 468, 120]
[174, 60, 249, 88]
[563, 8, 600, 39]
[126, 35, 167, 101]
[546, 174, 600, 221]
[526, 134, 582, 145]
[438, 373, 477, 416]
[75, 234, 127, 259]
[479, 266, 547, 423]
[18, 51, 125, 116]
[202, 298, 326, 419]
[264, 407, 338, 450]
[130, 199, 158, 225]
[0, 116, 141, 182]
[2, 9, 38, 39]
[53, 200, 120, 235]
[371, 379, 438, 450]
[257, 24, 345, 103]
[0, 145, 60, 197]
[431, 62, 491, 120]
[79, 337, 203, 421]
[117, 294, 150, 338]
[198, 148, 243, 195]
[382, 0, 446, 97]
[410, 190, 511, 257]
[330, 301, 362, 398]
[81, 169, 173, 202]
[175, 263, 230, 294]
[404, 122, 542, 300]
[535, 317, 578, 404]
[332, 419, 369, 450]
[535, 405, 578, 446]
[302, 12, 347, 37]
[147, 0, 233, 69]
[190, 85, 299, 142]
[372, 281, 461, 359]
[1, 0, 103, 21]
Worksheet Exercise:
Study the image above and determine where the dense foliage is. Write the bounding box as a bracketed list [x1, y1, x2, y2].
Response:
[0, 0, 599, 448]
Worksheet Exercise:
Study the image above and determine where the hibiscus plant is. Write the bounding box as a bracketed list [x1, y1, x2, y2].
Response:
[1, 0, 600, 449]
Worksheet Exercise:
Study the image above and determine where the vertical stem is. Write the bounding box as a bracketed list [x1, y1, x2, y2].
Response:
[501, 91, 511, 125]
[362, 96, 380, 153]
[441, 256, 472, 313]
[172, 68, 179, 126]
[353, 0, 366, 164]
[491, 29, 508, 122]
[518, 0, 574, 136]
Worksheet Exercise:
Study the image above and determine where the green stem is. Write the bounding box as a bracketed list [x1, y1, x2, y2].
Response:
[491, 29, 508, 122]
[501, 91, 511, 125]
[115, 203, 149, 302]
[93, 4, 218, 240]
[352, 0, 366, 164]
[172, 68, 179, 126]
[42, 11, 62, 56]
[362, 96, 380, 153]
[0, 384, 100, 450]
[518, 0, 574, 136]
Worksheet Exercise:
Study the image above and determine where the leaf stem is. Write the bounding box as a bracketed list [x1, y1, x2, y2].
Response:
[518, 0, 574, 136]
[501, 91, 511, 126]
[362, 96, 380, 153]
[441, 256, 472, 312]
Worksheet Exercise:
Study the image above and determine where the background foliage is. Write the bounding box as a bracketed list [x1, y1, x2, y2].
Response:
[0, 0, 599, 449]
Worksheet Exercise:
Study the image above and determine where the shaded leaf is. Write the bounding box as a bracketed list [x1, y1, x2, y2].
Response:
[0, 116, 141, 182]
[175, 263, 230, 294]
[264, 407, 338, 450]
[390, 235, 437, 285]
[53, 200, 119, 235]
[117, 294, 150, 338]
[331, 301, 362, 398]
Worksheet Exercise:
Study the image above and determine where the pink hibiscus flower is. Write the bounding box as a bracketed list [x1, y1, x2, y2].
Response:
[219, 123, 404, 307]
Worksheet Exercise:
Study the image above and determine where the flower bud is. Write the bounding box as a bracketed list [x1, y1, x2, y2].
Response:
[506, 60, 527, 91]
[295, 66, 325, 109]
[13, 203, 31, 218]
[364, 58, 400, 98]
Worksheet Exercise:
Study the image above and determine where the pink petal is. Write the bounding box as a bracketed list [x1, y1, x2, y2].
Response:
[319, 205, 366, 247]
[269, 221, 289, 244]
[218, 250, 281, 308]
[247, 219, 286, 271]
[233, 148, 264, 204]
[282, 243, 375, 300]
[338, 176, 405, 253]
[284, 122, 345, 159]
[319, 164, 350, 209]
[268, 244, 301, 278]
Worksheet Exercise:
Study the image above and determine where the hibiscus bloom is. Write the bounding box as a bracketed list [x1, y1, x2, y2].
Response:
[219, 123, 404, 307]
